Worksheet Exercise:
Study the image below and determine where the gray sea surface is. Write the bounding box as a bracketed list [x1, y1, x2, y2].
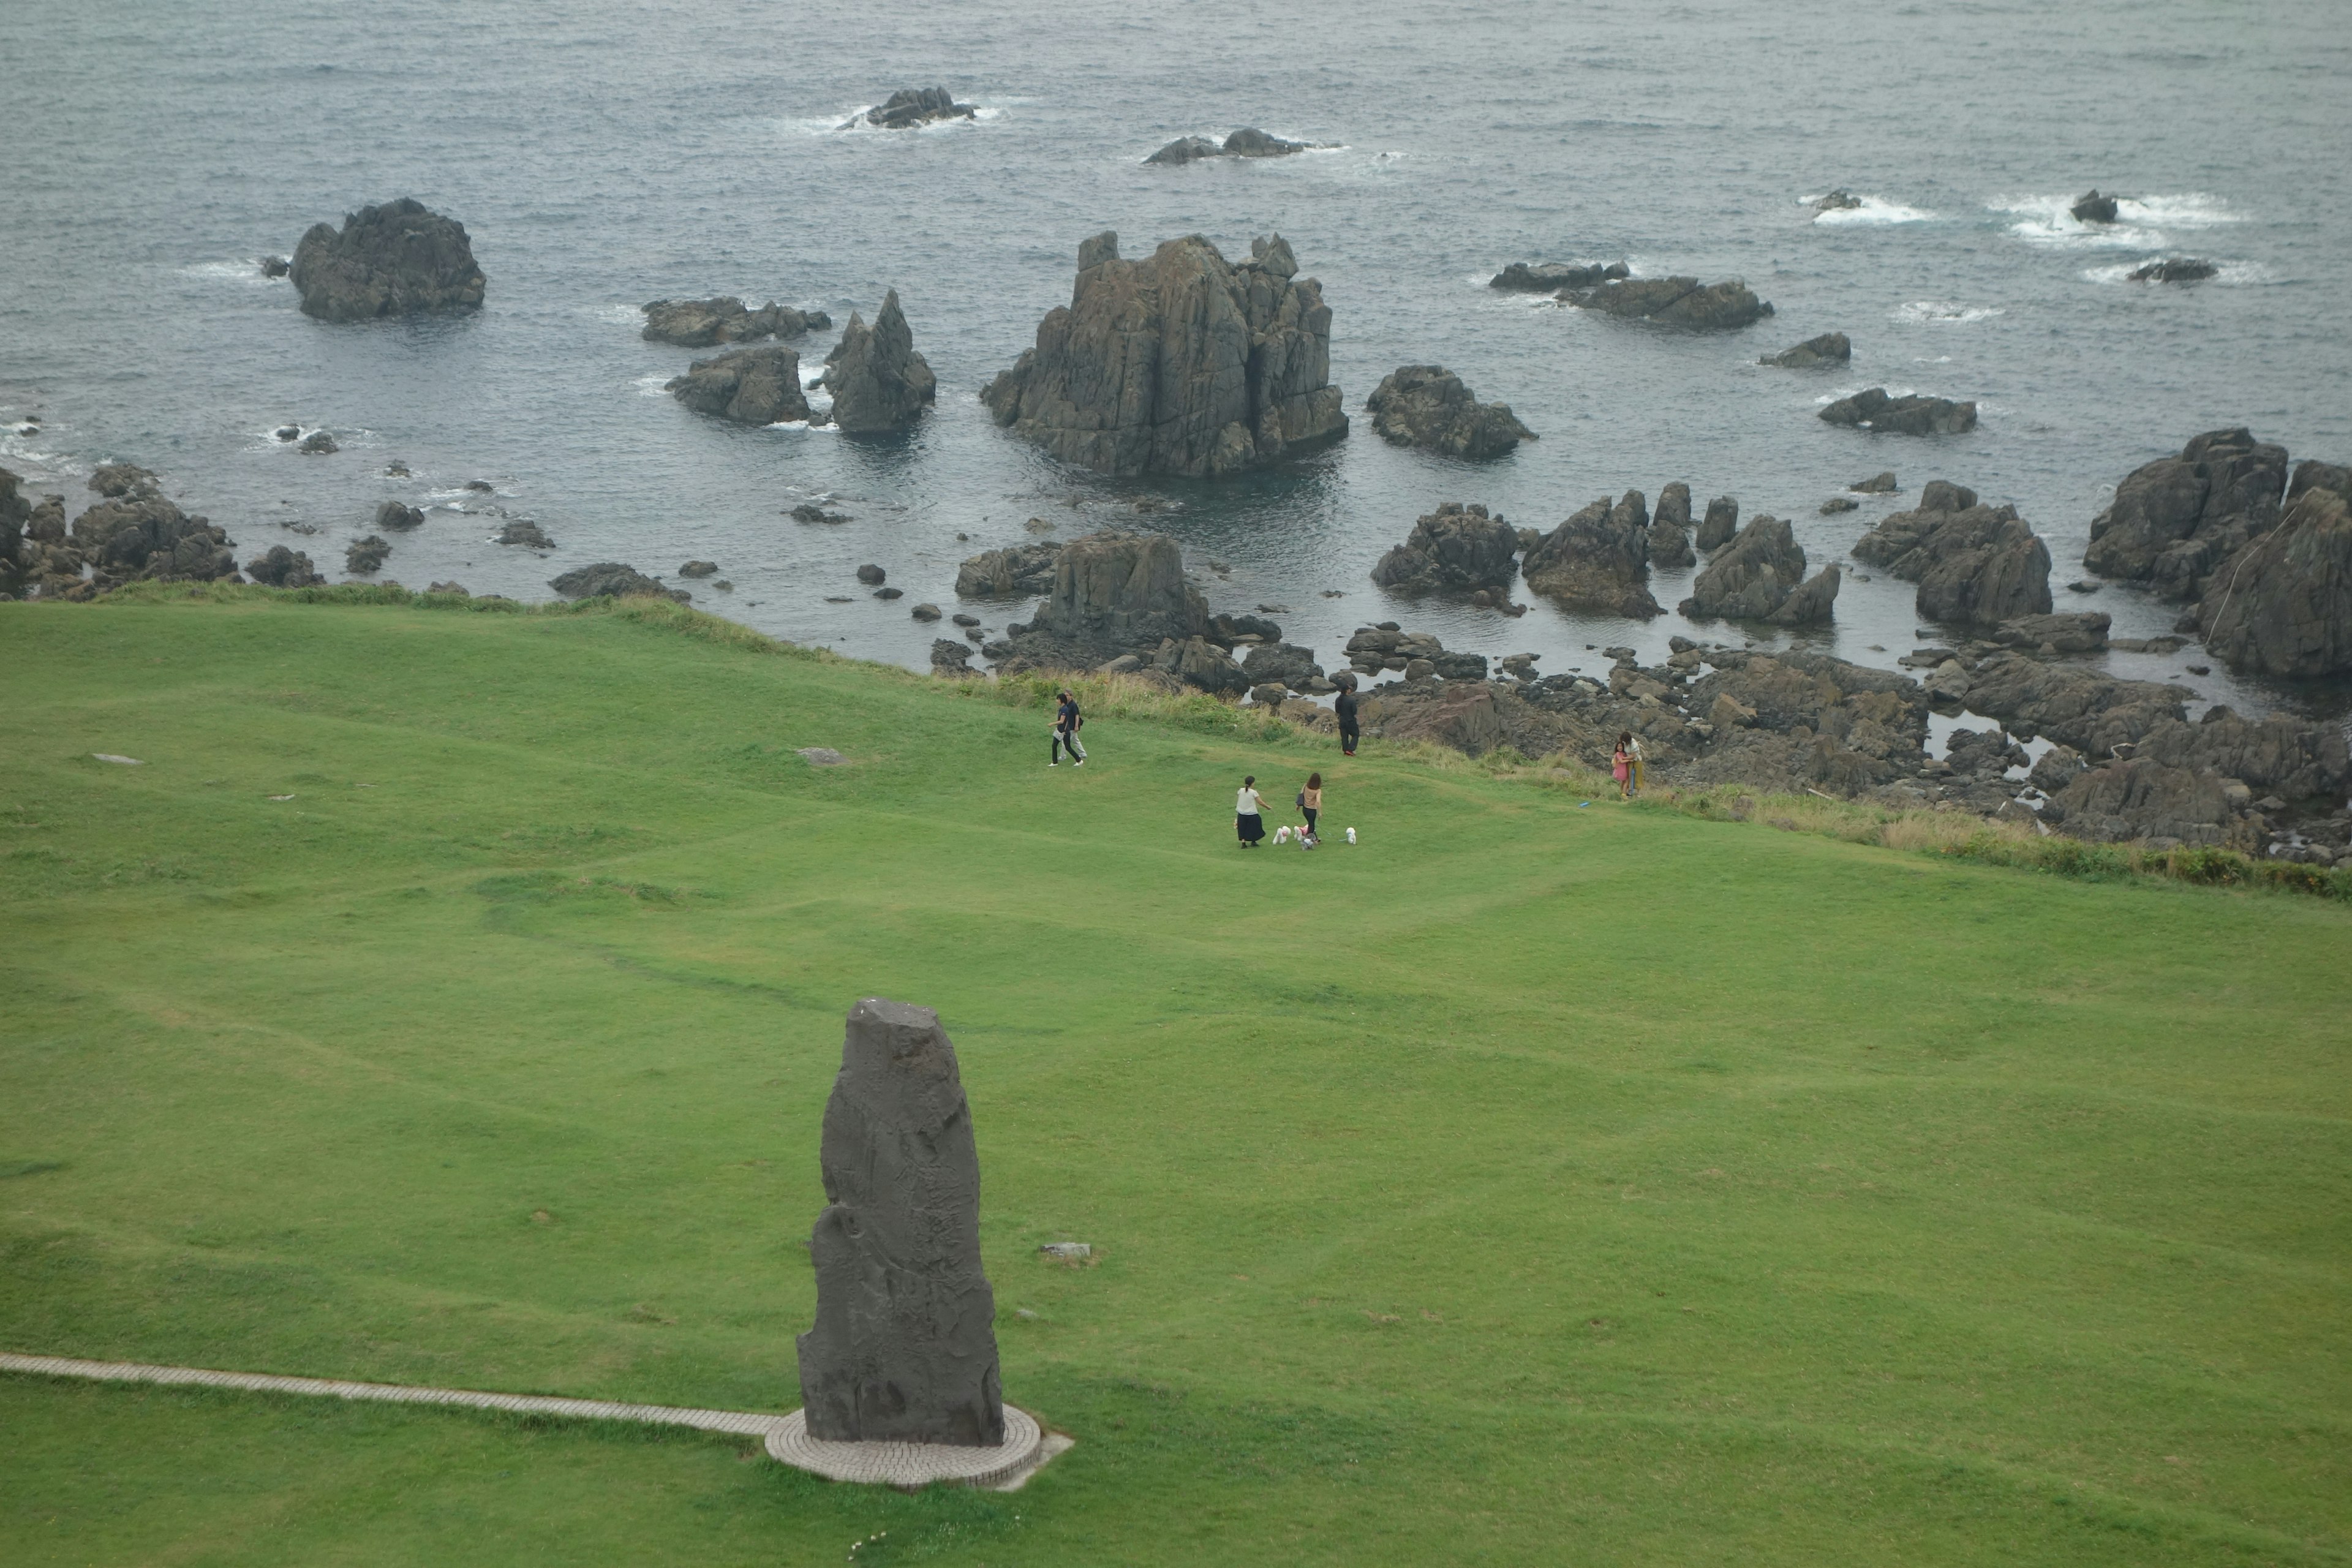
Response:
[6, 0, 2348, 717]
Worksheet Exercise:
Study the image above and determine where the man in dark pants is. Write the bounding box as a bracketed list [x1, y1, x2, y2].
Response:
[1052, 689, 1085, 766]
[1335, 682, 1360, 756]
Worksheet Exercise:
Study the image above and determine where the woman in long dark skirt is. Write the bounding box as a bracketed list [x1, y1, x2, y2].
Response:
[1235, 775, 1267, 848]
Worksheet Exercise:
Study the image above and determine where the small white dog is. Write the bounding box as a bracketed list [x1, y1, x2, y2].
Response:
[1345, 826, 1357, 844]
[1273, 825, 1292, 845]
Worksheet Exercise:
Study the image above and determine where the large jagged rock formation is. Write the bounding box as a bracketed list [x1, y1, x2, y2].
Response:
[666, 346, 810, 426]
[1696, 495, 1740, 552]
[1853, 481, 2053, 624]
[1522, 495, 1660, 617]
[290, 198, 486, 322]
[1364, 366, 1535, 458]
[1557, 276, 1771, 330]
[1681, 515, 1829, 621]
[2084, 428, 2289, 600]
[797, 998, 1004, 1446]
[2195, 483, 2352, 678]
[981, 232, 1348, 478]
[821, 290, 936, 433]
[1819, 388, 1977, 435]
[641, 297, 829, 347]
[999, 529, 1215, 668]
[1370, 502, 1519, 595]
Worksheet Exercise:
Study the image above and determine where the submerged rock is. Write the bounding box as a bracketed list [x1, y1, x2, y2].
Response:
[982, 232, 1346, 477]
[290, 198, 486, 322]
[1370, 502, 1520, 595]
[666, 345, 810, 426]
[2084, 427, 2288, 600]
[640, 297, 829, 347]
[1490, 260, 1627, 292]
[1759, 331, 1850, 368]
[797, 999, 1003, 1446]
[1557, 276, 1772, 330]
[1819, 388, 1977, 435]
[496, 518, 554, 548]
[549, 562, 687, 601]
[1522, 496, 1660, 617]
[844, 88, 976, 130]
[821, 290, 935, 433]
[1992, 611, 2110, 653]
[1364, 365, 1535, 459]
[1145, 127, 1324, 164]
[2128, 258, 2217, 284]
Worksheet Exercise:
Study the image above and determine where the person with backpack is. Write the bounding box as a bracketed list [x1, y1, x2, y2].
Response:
[1051, 690, 1085, 766]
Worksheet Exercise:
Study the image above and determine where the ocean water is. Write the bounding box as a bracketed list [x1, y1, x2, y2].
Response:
[6, 0, 2349, 719]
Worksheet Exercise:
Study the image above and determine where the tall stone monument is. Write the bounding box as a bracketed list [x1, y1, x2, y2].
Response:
[796, 998, 1005, 1446]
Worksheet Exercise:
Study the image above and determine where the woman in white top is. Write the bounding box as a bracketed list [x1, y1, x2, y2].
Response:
[1235, 775, 1267, 848]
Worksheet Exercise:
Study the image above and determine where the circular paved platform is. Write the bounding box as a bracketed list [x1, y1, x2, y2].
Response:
[766, 1405, 1044, 1488]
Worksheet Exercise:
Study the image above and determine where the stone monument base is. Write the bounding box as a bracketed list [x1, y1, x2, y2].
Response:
[765, 1403, 1068, 1490]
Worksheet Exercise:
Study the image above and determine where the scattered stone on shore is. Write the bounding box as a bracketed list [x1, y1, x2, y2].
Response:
[549, 562, 688, 601]
[2128, 258, 2218, 284]
[821, 290, 935, 433]
[2195, 483, 2352, 678]
[955, 540, 1061, 597]
[843, 87, 977, 131]
[300, 431, 339, 455]
[1522, 494, 1661, 617]
[666, 345, 810, 426]
[1852, 481, 2054, 625]
[345, 534, 391, 575]
[1489, 260, 1628, 292]
[1696, 495, 1740, 552]
[496, 519, 554, 548]
[1759, 331, 1850, 368]
[982, 232, 1346, 477]
[930, 637, 976, 671]
[1364, 366, 1536, 458]
[2070, 189, 2121, 224]
[1371, 502, 1520, 596]
[375, 500, 424, 532]
[677, 560, 718, 578]
[1144, 127, 1325, 165]
[640, 297, 831, 347]
[1344, 625, 1485, 681]
[290, 198, 486, 321]
[1819, 388, 1977, 435]
[1556, 276, 1772, 330]
[244, 544, 324, 587]
[2084, 427, 2288, 601]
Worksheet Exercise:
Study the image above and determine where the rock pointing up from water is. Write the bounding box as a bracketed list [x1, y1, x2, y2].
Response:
[290, 198, 486, 322]
[821, 290, 937, 433]
[982, 232, 1348, 478]
[1365, 365, 1536, 458]
[797, 998, 1004, 1446]
[843, 88, 977, 130]
[666, 345, 810, 426]
[1557, 276, 1772, 330]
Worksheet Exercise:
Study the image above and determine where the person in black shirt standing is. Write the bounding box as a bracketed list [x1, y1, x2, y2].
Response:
[1052, 690, 1085, 766]
[1335, 681, 1360, 756]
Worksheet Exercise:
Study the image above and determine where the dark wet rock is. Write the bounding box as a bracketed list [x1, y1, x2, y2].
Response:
[1145, 127, 1324, 164]
[0, 470, 34, 592]
[1820, 496, 1859, 514]
[2029, 744, 2087, 795]
[2195, 485, 2352, 678]
[1852, 470, 1899, 494]
[1648, 482, 1696, 567]
[1152, 635, 1250, 693]
[1810, 190, 1863, 214]
[666, 345, 810, 426]
[1370, 502, 1520, 594]
[2070, 190, 2120, 224]
[1241, 641, 1325, 689]
[276, 426, 301, 442]
[910, 601, 941, 621]
[464, 479, 495, 493]
[290, 198, 486, 322]
[641, 297, 829, 347]
[955, 540, 1062, 597]
[1769, 564, 1842, 625]
[845, 88, 976, 131]
[1992, 611, 2109, 652]
[790, 503, 851, 524]
[63, 474, 238, 583]
[375, 500, 424, 532]
[797, 998, 1003, 1446]
[260, 255, 290, 278]
[1558, 276, 1772, 330]
[820, 290, 935, 433]
[300, 431, 339, 455]
[874, 586, 902, 600]
[856, 564, 886, 585]
[1759, 331, 1850, 368]
[2135, 708, 2351, 800]
[549, 562, 687, 601]
[427, 580, 470, 596]
[1819, 388, 1976, 435]
[2085, 428, 2289, 600]
[1683, 515, 1807, 620]
[244, 544, 325, 588]
[1365, 365, 1535, 458]
[1697, 495, 1740, 552]
[678, 560, 718, 578]
[2287, 459, 2352, 509]
[982, 232, 1346, 477]
[2128, 258, 2217, 284]
[1957, 652, 2190, 754]
[1853, 483, 2053, 625]
[496, 519, 554, 548]
[2051, 760, 2232, 844]
[930, 638, 975, 670]
[345, 535, 391, 575]
[383, 460, 411, 476]
[1143, 135, 1222, 165]
[1523, 496, 1660, 617]
[1490, 260, 1628, 292]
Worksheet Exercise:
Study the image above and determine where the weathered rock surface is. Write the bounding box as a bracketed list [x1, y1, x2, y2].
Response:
[1851, 470, 1899, 494]
[666, 345, 810, 426]
[1682, 515, 1810, 620]
[820, 290, 935, 434]
[1150, 636, 1250, 693]
[1490, 260, 1628, 292]
[930, 638, 976, 671]
[1853, 481, 2054, 624]
[375, 500, 424, 532]
[2084, 428, 2288, 600]
[345, 534, 391, 574]
[1819, 388, 1977, 435]
[1364, 365, 1535, 458]
[1697, 495, 1740, 552]
[995, 529, 1227, 676]
[844, 88, 976, 130]
[1144, 127, 1323, 164]
[290, 198, 486, 322]
[797, 998, 1003, 1446]
[61, 468, 238, 586]
[1648, 482, 1695, 567]
[1810, 190, 1863, 215]
[1523, 496, 1660, 617]
[2070, 189, 2121, 224]
[2128, 258, 2217, 284]
[982, 232, 1346, 477]
[2051, 760, 2230, 843]
[1950, 652, 2189, 753]
[1992, 611, 2109, 652]
[496, 519, 555, 548]
[641, 297, 829, 347]
[1241, 641, 1324, 689]
[956, 541, 1062, 598]
[1759, 331, 1850, 368]
[678, 560, 718, 578]
[1371, 501, 1520, 595]
[2195, 485, 2352, 677]
[549, 562, 687, 601]
[1344, 625, 1486, 680]
[300, 431, 339, 455]
[1768, 564, 1842, 625]
[1558, 276, 1772, 330]
[244, 544, 324, 588]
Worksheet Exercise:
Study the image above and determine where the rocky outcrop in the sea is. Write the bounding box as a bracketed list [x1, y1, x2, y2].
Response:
[843, 88, 976, 130]
[1681, 515, 1834, 623]
[982, 232, 1346, 477]
[2195, 483, 2352, 678]
[1490, 260, 1628, 292]
[1819, 388, 1977, 435]
[1344, 625, 1487, 680]
[1144, 128, 1324, 164]
[2070, 190, 2121, 224]
[375, 501, 424, 532]
[345, 535, 391, 575]
[59, 467, 239, 587]
[549, 562, 688, 601]
[999, 529, 1212, 666]
[955, 541, 1062, 598]
[1648, 483, 1695, 567]
[290, 198, 486, 322]
[245, 544, 324, 588]
[641, 297, 830, 347]
[1697, 495, 1740, 552]
[666, 345, 810, 426]
[2128, 258, 2217, 284]
[1364, 366, 1535, 459]
[496, 518, 555, 548]
[1852, 481, 2054, 624]
[1809, 190, 1863, 216]
[1758, 331, 1850, 368]
[797, 998, 1003, 1447]
[821, 290, 935, 433]
[1242, 641, 1327, 691]
[1521, 494, 1660, 617]
[1371, 502, 1520, 596]
[2083, 428, 2288, 600]
[1557, 276, 1772, 330]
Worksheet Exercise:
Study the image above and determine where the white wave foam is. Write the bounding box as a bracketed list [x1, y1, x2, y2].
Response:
[634, 373, 672, 397]
[1891, 300, 2003, 324]
[1810, 195, 1933, 226]
[178, 260, 281, 284]
[2083, 258, 2269, 285]
[590, 303, 641, 325]
[1993, 191, 2240, 252]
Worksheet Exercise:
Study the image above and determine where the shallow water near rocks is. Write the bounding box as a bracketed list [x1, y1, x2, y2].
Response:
[4, 0, 2348, 724]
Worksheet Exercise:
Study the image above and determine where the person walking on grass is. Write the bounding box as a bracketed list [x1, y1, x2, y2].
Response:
[1298, 772, 1324, 845]
[1335, 682, 1360, 756]
[1611, 733, 1633, 799]
[1627, 732, 1645, 796]
[1235, 774, 1267, 848]
[1050, 688, 1085, 767]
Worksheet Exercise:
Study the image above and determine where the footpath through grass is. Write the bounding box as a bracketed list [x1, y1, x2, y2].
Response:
[1, 590, 2347, 1567]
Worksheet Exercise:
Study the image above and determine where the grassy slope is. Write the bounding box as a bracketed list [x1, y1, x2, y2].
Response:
[1, 593, 2346, 1567]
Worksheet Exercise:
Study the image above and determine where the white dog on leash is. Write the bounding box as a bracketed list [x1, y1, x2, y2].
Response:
[1345, 826, 1357, 844]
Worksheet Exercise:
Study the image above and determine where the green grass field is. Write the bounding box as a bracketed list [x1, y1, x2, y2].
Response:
[2, 589, 2347, 1566]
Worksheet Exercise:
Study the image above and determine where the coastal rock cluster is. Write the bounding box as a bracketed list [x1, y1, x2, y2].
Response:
[1364, 366, 1535, 459]
[0, 464, 238, 598]
[981, 232, 1348, 478]
[1490, 260, 1629, 292]
[290, 198, 486, 322]
[1682, 516, 1840, 625]
[1759, 332, 1850, 368]
[1145, 128, 1324, 164]
[1522, 492, 1662, 618]
[1852, 481, 2054, 625]
[1558, 276, 1772, 330]
[1820, 388, 1977, 435]
[1371, 502, 1520, 600]
[641, 297, 831, 347]
[821, 290, 937, 434]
